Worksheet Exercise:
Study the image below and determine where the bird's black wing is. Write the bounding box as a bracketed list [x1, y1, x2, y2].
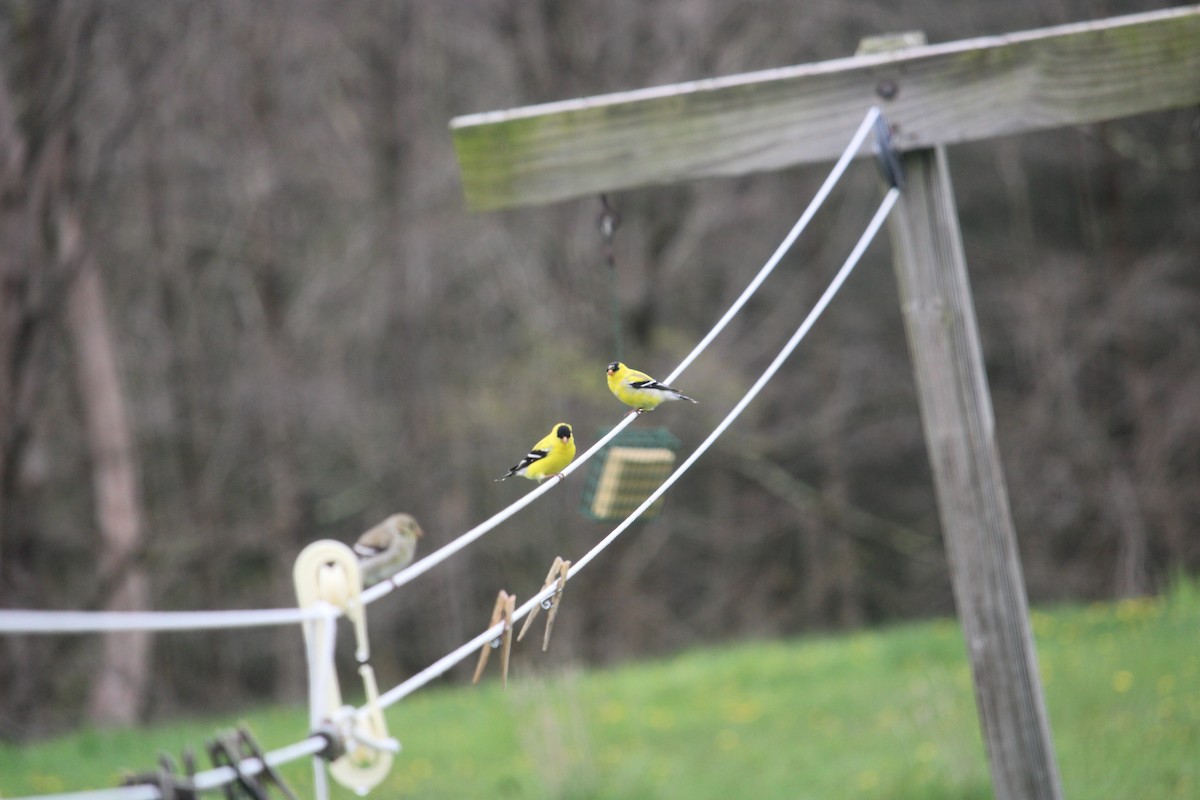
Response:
[511, 447, 549, 471]
[631, 378, 674, 392]
[498, 447, 549, 480]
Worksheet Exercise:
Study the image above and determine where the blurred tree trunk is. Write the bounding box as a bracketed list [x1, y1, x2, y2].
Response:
[1, 3, 150, 726]
[0, 80, 47, 742]
[0, 51, 31, 580]
[60, 206, 151, 725]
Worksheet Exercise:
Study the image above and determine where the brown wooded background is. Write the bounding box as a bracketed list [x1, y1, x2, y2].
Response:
[1, 0, 1197, 738]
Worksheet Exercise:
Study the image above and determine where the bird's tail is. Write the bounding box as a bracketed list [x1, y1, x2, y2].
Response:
[677, 392, 698, 404]
[494, 473, 512, 481]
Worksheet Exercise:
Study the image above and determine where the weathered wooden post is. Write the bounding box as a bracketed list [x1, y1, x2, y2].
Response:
[866, 29, 1062, 800]
[887, 127, 1064, 800]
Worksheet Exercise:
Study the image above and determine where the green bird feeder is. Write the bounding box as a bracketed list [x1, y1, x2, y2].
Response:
[580, 426, 681, 522]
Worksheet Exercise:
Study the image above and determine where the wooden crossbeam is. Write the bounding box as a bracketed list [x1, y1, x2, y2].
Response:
[451, 6, 1200, 210]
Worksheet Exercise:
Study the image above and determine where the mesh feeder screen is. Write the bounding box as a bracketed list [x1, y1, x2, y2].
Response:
[581, 427, 681, 522]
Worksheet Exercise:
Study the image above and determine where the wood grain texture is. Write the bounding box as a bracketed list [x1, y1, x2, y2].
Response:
[886, 147, 1062, 800]
[452, 6, 1200, 210]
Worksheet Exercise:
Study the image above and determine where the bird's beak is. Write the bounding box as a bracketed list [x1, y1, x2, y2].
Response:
[560, 436, 570, 443]
[606, 368, 615, 376]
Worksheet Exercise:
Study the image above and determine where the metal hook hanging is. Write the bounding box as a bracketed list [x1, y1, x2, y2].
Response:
[599, 194, 625, 362]
[871, 109, 905, 191]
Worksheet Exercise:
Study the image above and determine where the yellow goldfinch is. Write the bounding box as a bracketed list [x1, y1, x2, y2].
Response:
[606, 361, 697, 413]
[354, 513, 424, 585]
[496, 423, 576, 482]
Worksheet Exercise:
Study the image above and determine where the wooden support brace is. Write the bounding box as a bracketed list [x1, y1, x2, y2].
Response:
[451, 7, 1200, 210]
[885, 144, 1063, 800]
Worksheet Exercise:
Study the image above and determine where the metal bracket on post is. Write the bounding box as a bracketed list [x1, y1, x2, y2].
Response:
[871, 110, 905, 191]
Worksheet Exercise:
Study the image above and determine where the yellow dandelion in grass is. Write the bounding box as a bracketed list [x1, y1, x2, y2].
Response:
[598, 701, 626, 724]
[1030, 610, 1055, 636]
[407, 757, 434, 781]
[1040, 662, 1055, 686]
[1115, 596, 1158, 623]
[722, 699, 763, 725]
[647, 708, 676, 731]
[856, 769, 880, 790]
[1157, 697, 1176, 720]
[599, 747, 623, 767]
[29, 774, 66, 794]
[1112, 670, 1134, 693]
[875, 707, 901, 731]
[953, 665, 972, 689]
[851, 638, 878, 660]
[812, 710, 843, 735]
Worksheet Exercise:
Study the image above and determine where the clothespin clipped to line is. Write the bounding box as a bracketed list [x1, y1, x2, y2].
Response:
[293, 540, 398, 795]
[473, 590, 516, 688]
[121, 751, 197, 800]
[122, 728, 295, 800]
[206, 726, 299, 800]
[518, 556, 571, 652]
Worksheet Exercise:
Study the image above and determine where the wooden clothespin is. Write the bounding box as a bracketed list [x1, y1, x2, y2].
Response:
[473, 590, 516, 688]
[517, 556, 571, 652]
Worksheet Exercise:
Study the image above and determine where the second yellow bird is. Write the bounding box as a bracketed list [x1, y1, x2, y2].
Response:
[496, 422, 577, 482]
[606, 361, 697, 413]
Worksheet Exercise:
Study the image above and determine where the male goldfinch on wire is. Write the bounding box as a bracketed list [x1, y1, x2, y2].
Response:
[353, 513, 424, 576]
[496, 423, 576, 482]
[606, 361, 697, 413]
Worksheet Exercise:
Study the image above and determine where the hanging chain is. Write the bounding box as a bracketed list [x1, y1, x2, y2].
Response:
[599, 194, 624, 361]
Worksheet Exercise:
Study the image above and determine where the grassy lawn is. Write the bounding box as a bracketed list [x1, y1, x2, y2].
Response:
[2, 580, 1197, 799]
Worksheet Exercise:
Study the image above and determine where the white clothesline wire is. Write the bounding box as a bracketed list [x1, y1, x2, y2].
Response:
[360, 103, 882, 606]
[0, 106, 883, 638]
[662, 107, 880, 385]
[369, 186, 900, 713]
[8, 735, 334, 800]
[0, 606, 322, 633]
[7, 114, 895, 800]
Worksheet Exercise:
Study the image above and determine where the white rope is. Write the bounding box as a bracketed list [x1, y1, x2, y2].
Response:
[360, 105, 883, 606]
[359, 413, 639, 606]
[7, 788, 162, 800]
[0, 107, 880, 638]
[663, 105, 880, 384]
[573, 187, 899, 573]
[0, 607, 322, 634]
[8, 736, 330, 800]
[368, 186, 900, 713]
